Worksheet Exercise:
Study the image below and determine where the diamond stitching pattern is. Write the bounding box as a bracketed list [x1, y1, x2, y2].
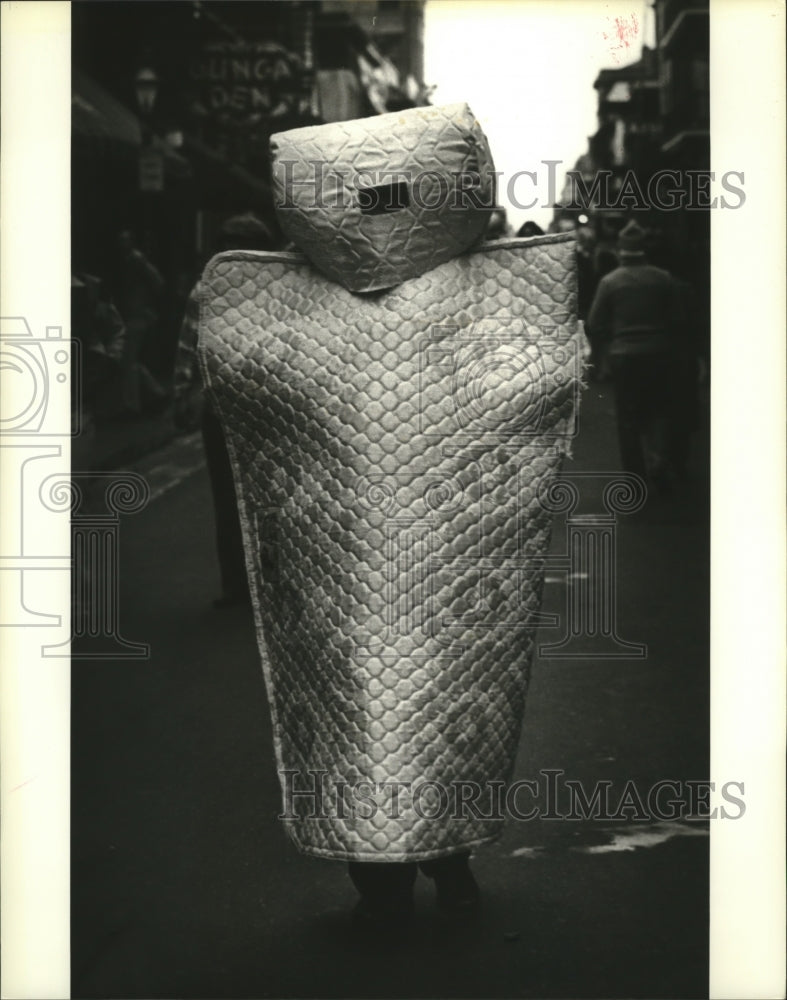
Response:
[271, 103, 496, 293]
[198, 233, 581, 861]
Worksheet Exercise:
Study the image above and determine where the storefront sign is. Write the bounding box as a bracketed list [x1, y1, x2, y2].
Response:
[190, 41, 302, 125]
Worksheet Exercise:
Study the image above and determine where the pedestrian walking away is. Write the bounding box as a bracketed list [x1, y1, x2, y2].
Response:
[586, 219, 698, 490]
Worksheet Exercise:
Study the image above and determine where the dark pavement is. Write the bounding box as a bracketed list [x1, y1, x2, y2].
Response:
[72, 382, 710, 999]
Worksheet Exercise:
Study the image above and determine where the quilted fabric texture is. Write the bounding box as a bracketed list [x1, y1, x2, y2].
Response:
[271, 103, 496, 292]
[198, 233, 582, 861]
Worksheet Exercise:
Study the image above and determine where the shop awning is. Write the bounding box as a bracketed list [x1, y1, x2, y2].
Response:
[72, 69, 190, 177]
[72, 69, 140, 147]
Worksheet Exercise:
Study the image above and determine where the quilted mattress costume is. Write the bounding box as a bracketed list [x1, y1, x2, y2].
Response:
[198, 104, 582, 861]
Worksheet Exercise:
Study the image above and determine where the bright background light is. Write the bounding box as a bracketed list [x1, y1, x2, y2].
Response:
[424, 0, 655, 232]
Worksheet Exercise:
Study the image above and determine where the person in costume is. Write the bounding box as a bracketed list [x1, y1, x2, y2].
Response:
[198, 106, 582, 928]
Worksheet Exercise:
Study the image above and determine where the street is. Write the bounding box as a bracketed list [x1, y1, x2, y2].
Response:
[72, 381, 710, 999]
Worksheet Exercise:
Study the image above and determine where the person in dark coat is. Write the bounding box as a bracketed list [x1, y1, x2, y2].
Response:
[586, 220, 694, 489]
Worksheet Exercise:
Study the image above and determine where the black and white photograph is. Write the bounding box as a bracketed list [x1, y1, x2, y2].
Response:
[0, 2, 784, 998]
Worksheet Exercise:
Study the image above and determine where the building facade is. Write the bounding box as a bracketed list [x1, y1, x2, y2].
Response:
[72, 1, 427, 286]
[554, 0, 710, 344]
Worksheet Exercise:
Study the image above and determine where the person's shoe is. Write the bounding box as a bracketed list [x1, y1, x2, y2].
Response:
[419, 853, 481, 918]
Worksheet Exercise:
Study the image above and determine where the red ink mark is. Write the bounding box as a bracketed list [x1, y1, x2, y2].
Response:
[10, 775, 38, 793]
[603, 13, 641, 63]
